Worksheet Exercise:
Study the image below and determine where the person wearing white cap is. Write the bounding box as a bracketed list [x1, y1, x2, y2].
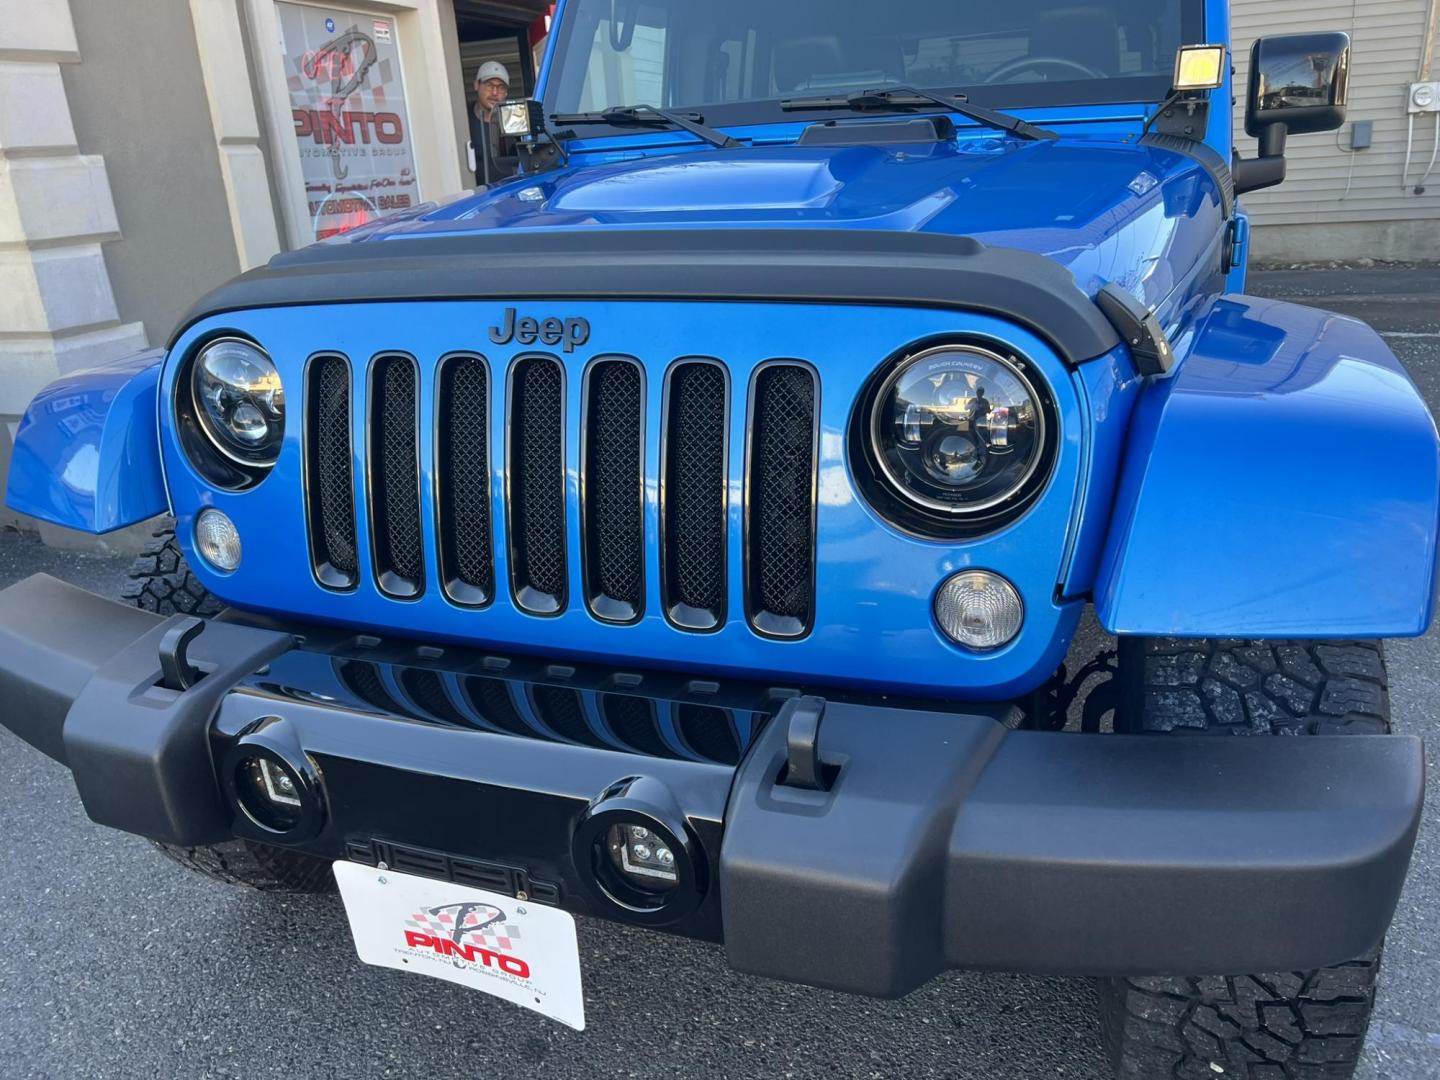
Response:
[470, 60, 517, 186]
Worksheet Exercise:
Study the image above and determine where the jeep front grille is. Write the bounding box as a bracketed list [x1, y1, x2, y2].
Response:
[436, 354, 493, 605]
[330, 655, 759, 765]
[302, 353, 819, 638]
[305, 354, 359, 588]
[661, 361, 729, 630]
[369, 354, 423, 597]
[583, 359, 645, 622]
[508, 355, 567, 614]
[748, 363, 820, 637]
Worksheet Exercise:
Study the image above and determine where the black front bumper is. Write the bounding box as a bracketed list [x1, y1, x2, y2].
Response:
[0, 573, 1423, 997]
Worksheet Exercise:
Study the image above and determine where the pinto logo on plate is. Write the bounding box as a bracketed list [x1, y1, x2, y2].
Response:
[403, 901, 531, 978]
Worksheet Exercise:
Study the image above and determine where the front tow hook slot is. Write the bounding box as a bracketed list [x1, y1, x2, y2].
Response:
[158, 617, 205, 691]
[778, 695, 833, 791]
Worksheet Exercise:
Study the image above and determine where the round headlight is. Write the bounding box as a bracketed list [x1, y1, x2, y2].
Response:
[191, 339, 285, 466]
[871, 344, 1046, 515]
[853, 342, 1056, 538]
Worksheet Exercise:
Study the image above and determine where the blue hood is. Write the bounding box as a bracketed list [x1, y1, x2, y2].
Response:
[350, 135, 1227, 314]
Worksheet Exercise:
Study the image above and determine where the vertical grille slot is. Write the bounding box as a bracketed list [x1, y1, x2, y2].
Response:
[399, 669, 468, 727]
[460, 676, 533, 737]
[582, 359, 645, 622]
[531, 685, 607, 748]
[336, 659, 401, 715]
[368, 354, 423, 598]
[600, 694, 675, 758]
[660, 361, 728, 631]
[676, 703, 742, 765]
[436, 354, 493, 606]
[746, 363, 819, 638]
[507, 356, 567, 614]
[305, 354, 358, 589]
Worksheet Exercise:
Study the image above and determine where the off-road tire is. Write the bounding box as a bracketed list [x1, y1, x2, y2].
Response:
[1099, 637, 1389, 1079]
[120, 527, 225, 617]
[121, 526, 335, 894]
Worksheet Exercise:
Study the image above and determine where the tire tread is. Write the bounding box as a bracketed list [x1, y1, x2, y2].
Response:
[1117, 638, 1389, 736]
[1102, 636, 1390, 1079]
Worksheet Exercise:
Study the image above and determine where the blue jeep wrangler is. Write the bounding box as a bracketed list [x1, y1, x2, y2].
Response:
[1, 0, 1435, 1075]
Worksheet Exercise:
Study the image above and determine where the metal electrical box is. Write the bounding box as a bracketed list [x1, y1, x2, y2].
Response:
[1410, 82, 1440, 113]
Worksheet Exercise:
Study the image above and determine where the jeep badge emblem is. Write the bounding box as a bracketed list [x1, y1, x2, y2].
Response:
[489, 308, 590, 353]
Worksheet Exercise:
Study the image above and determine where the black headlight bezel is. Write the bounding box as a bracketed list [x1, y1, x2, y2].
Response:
[848, 339, 1059, 540]
[174, 335, 282, 491]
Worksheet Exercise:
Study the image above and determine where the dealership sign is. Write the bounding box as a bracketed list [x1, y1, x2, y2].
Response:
[276, 3, 419, 240]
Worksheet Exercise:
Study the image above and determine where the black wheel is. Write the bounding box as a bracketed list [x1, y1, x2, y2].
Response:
[1099, 637, 1389, 1079]
[121, 526, 334, 894]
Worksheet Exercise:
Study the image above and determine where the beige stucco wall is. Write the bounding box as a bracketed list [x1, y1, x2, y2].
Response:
[61, 0, 244, 345]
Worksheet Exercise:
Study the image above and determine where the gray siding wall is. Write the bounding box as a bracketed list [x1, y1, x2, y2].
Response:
[1232, 0, 1440, 254]
[61, 0, 240, 344]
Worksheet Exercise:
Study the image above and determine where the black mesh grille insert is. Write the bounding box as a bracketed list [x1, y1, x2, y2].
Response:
[662, 362, 727, 628]
[460, 676, 532, 736]
[583, 360, 644, 619]
[370, 355, 423, 593]
[748, 364, 817, 636]
[400, 668, 467, 726]
[337, 659, 401, 715]
[306, 355, 357, 584]
[509, 357, 566, 611]
[677, 704, 741, 765]
[531, 685, 607, 748]
[600, 694, 675, 758]
[437, 355, 493, 605]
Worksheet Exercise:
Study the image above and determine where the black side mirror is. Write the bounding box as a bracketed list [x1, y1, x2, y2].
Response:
[1234, 32, 1350, 195]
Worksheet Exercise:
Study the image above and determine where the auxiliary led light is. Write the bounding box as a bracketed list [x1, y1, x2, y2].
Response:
[1173, 44, 1226, 91]
[195, 509, 242, 573]
[934, 570, 1023, 651]
[607, 823, 678, 891]
[235, 754, 303, 832]
[499, 99, 543, 137]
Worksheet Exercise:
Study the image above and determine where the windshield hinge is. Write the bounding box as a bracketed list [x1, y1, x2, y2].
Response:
[1097, 284, 1175, 376]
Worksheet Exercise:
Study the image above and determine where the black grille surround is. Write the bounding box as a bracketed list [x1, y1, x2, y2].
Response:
[507, 356, 568, 615]
[305, 353, 358, 589]
[368, 354, 423, 598]
[660, 360, 729, 632]
[301, 350, 821, 640]
[582, 358, 645, 623]
[436, 354, 494, 606]
[745, 362, 821, 639]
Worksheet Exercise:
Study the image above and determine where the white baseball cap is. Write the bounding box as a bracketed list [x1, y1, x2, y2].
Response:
[477, 61, 511, 87]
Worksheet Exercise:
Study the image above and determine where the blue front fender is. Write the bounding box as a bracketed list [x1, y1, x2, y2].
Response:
[1097, 296, 1440, 638]
[5, 348, 169, 534]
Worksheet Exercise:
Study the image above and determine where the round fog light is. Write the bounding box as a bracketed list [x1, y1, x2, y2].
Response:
[934, 570, 1023, 650]
[195, 509, 241, 572]
[235, 754, 303, 832]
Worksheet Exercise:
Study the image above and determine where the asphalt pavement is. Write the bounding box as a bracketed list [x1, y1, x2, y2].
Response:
[0, 267, 1437, 1079]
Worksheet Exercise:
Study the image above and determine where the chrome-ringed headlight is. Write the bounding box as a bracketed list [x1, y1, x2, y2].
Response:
[852, 342, 1057, 539]
[191, 338, 285, 467]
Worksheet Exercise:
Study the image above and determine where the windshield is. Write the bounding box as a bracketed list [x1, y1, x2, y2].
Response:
[546, 0, 1202, 122]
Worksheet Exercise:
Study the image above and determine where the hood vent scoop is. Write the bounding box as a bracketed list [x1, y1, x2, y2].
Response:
[797, 115, 955, 147]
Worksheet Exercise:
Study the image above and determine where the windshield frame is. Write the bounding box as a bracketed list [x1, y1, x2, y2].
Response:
[541, 0, 1206, 139]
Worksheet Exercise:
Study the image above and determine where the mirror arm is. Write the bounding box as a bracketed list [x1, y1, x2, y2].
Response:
[1233, 123, 1289, 196]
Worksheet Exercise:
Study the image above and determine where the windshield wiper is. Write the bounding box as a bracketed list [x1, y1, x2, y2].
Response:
[550, 104, 741, 149]
[781, 86, 1057, 142]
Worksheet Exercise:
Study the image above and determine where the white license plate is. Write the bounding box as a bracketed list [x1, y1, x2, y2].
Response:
[333, 861, 585, 1030]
